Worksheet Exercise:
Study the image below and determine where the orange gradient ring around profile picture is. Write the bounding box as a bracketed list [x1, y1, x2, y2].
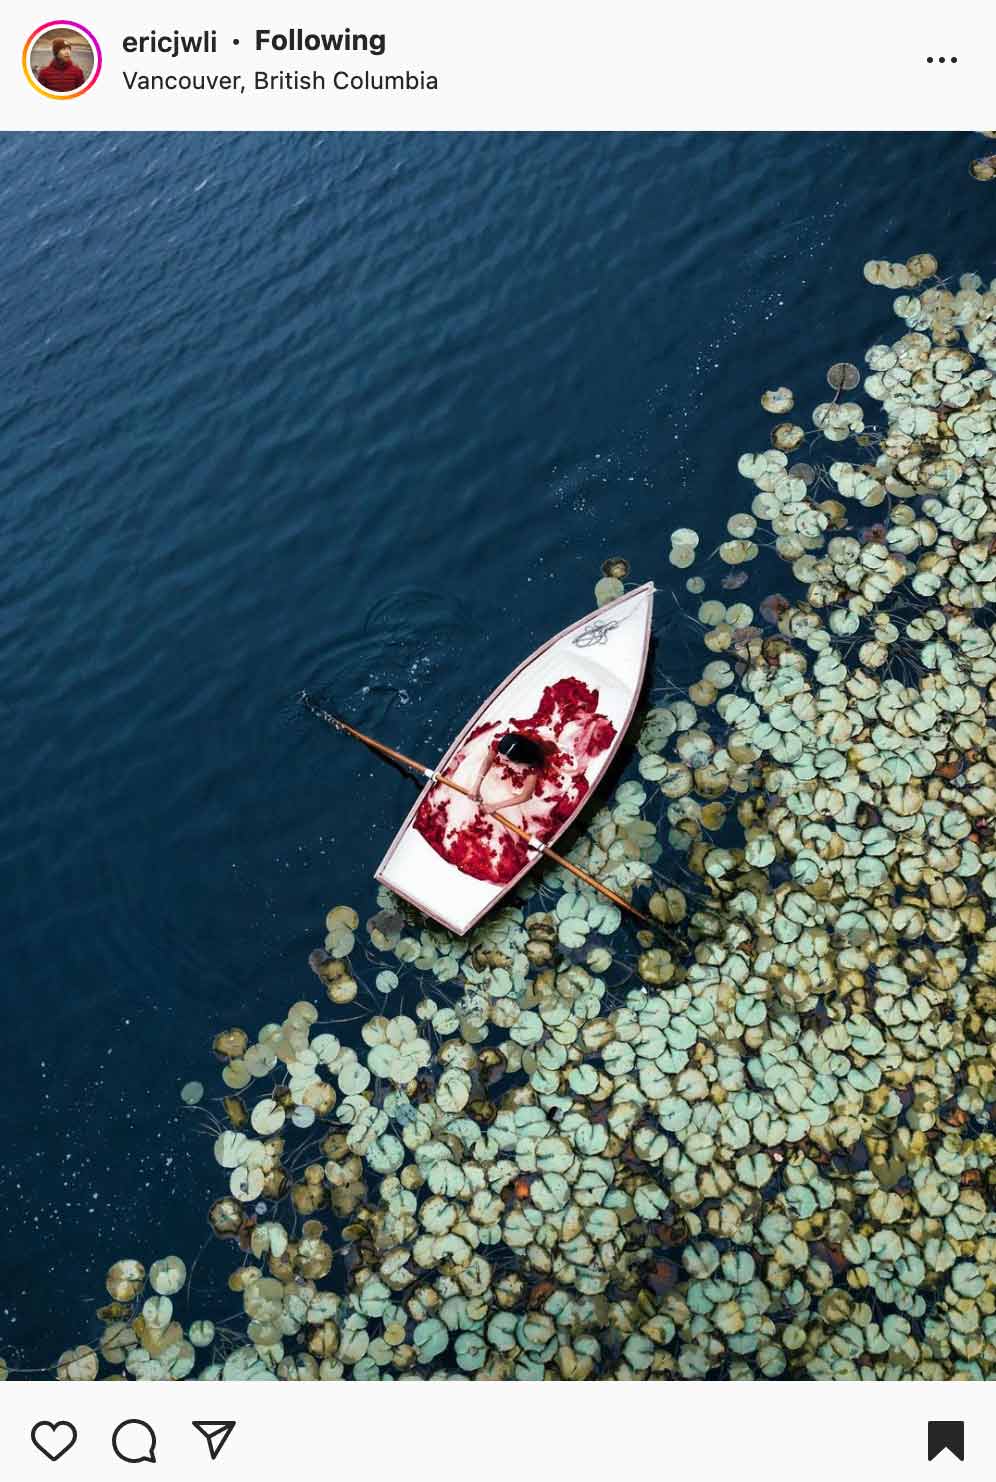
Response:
[23, 20, 102, 98]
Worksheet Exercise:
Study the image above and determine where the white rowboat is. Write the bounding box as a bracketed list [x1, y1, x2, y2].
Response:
[375, 582, 655, 935]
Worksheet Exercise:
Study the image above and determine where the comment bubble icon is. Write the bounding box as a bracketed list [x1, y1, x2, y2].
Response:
[111, 1420, 157, 1464]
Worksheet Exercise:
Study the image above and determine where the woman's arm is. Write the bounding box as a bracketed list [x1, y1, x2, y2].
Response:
[480, 773, 538, 815]
[468, 738, 498, 801]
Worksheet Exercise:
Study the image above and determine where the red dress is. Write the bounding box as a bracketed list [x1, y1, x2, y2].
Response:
[414, 677, 616, 885]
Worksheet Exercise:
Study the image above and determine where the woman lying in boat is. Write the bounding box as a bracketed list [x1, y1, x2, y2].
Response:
[467, 731, 547, 813]
[413, 677, 617, 884]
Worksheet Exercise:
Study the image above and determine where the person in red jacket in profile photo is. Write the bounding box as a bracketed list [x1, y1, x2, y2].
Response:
[37, 37, 86, 93]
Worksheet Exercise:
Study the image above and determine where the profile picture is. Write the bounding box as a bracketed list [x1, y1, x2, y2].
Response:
[23, 22, 101, 98]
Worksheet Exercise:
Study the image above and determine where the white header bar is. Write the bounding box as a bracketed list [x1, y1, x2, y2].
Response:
[1, 1, 988, 130]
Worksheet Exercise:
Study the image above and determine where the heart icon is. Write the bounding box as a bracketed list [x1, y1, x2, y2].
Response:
[31, 1422, 78, 1462]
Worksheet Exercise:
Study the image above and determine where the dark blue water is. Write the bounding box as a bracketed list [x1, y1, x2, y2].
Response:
[1, 131, 992, 1367]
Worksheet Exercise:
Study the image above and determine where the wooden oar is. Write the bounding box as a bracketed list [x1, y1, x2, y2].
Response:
[300, 692, 660, 933]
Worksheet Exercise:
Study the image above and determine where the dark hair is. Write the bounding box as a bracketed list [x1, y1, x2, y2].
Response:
[497, 733, 546, 767]
[51, 36, 69, 55]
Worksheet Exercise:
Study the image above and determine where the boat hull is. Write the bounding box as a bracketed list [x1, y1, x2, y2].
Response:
[375, 582, 654, 935]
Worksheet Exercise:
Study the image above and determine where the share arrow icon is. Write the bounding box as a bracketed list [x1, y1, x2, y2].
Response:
[192, 1421, 236, 1461]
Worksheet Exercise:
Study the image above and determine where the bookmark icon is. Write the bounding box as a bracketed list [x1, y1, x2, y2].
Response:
[927, 1421, 964, 1461]
[191, 1422, 236, 1461]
